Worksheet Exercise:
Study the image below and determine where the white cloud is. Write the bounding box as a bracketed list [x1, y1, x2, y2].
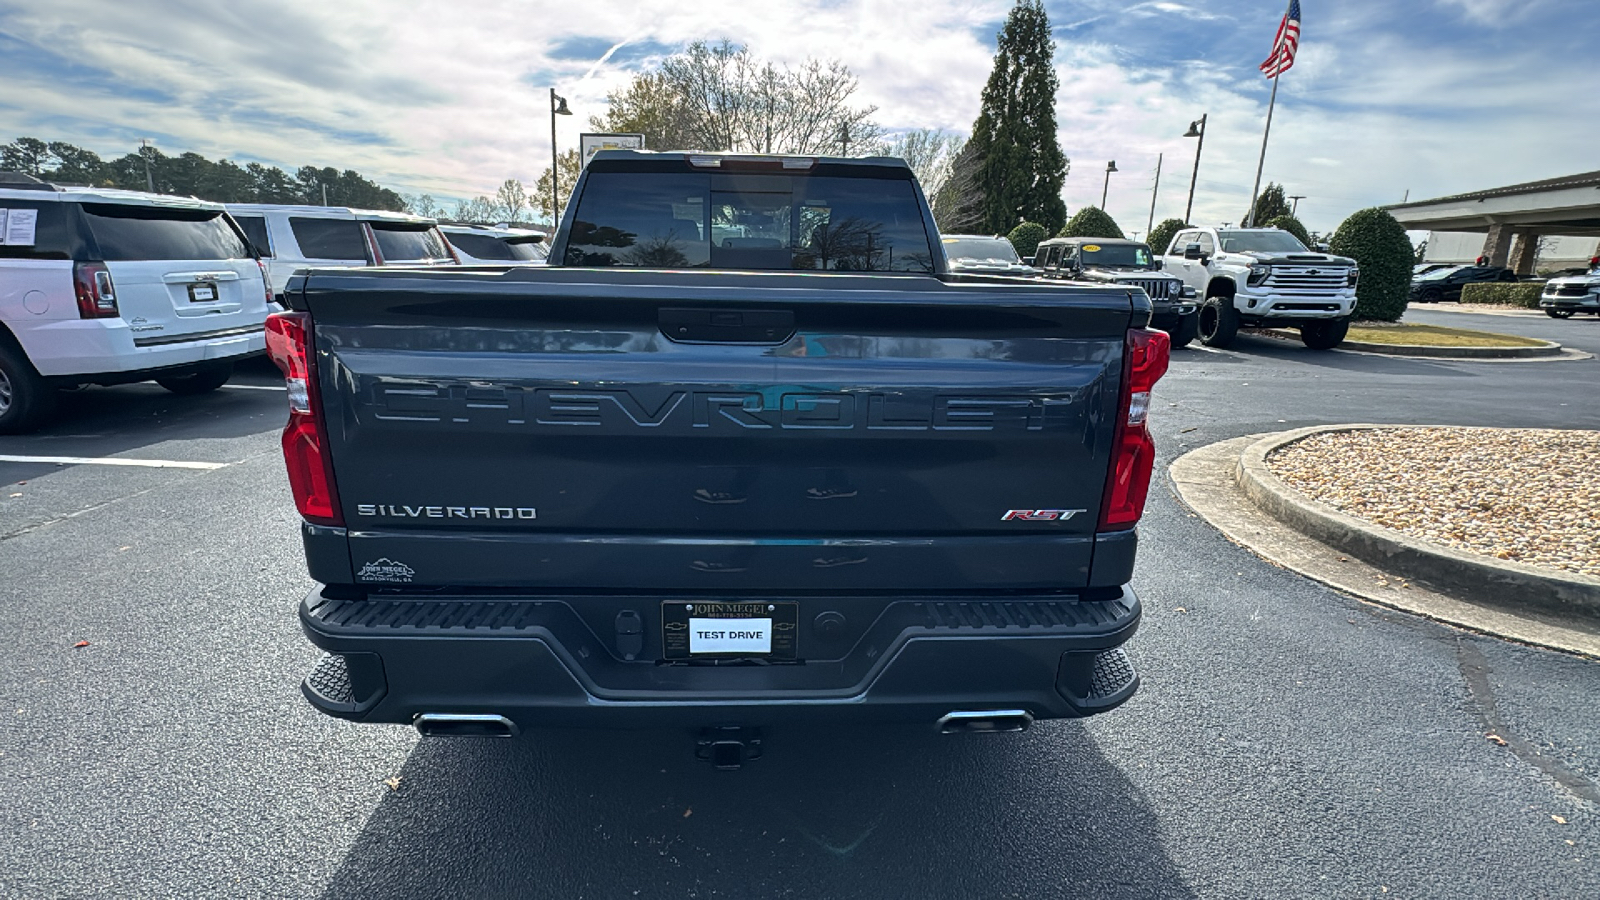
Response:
[0, 0, 1593, 237]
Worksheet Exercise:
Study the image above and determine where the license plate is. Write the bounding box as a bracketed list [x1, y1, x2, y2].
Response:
[662, 601, 798, 660]
[188, 283, 218, 303]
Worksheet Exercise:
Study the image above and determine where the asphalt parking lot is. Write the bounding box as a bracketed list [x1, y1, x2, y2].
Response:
[2, 308, 1597, 898]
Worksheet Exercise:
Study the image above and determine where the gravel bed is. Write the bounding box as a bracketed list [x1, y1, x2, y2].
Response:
[1268, 427, 1600, 579]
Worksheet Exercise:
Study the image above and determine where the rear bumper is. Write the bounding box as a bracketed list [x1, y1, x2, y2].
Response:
[25, 318, 266, 378]
[297, 584, 1142, 729]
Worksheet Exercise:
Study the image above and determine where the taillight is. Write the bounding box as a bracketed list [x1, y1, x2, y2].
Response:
[257, 260, 276, 306]
[265, 312, 343, 526]
[1098, 327, 1171, 531]
[73, 262, 119, 318]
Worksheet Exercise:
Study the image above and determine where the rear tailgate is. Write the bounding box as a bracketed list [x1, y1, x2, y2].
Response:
[297, 267, 1134, 592]
[83, 202, 266, 342]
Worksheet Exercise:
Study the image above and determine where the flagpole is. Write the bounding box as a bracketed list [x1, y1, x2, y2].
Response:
[1245, 72, 1280, 228]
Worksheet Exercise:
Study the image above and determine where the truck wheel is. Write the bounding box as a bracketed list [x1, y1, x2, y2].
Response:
[1168, 313, 1199, 349]
[156, 362, 234, 395]
[1198, 296, 1239, 348]
[1545, 309, 1573, 319]
[0, 343, 57, 434]
[1300, 317, 1351, 350]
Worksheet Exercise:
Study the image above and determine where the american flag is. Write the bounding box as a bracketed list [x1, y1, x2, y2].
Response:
[1259, 0, 1302, 78]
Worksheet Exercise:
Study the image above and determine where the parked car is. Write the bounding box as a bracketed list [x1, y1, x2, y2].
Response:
[0, 173, 271, 433]
[225, 204, 457, 304]
[439, 224, 549, 264]
[1408, 265, 1517, 303]
[1413, 263, 1455, 276]
[1034, 236, 1199, 348]
[940, 234, 1039, 276]
[1161, 226, 1358, 350]
[1539, 266, 1600, 318]
[271, 150, 1169, 758]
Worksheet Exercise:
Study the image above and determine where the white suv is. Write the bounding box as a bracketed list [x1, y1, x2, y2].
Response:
[1161, 226, 1359, 350]
[440, 224, 549, 264]
[225, 204, 457, 303]
[1, 174, 272, 433]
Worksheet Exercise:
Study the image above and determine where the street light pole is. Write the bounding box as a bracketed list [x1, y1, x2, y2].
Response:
[1146, 152, 1163, 235]
[1101, 160, 1118, 210]
[550, 89, 573, 224]
[1183, 114, 1206, 224]
[140, 138, 154, 193]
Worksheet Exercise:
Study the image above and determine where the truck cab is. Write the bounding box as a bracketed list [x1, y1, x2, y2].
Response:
[1161, 226, 1358, 350]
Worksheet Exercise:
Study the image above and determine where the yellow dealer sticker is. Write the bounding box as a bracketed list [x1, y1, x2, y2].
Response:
[1082, 244, 1101, 252]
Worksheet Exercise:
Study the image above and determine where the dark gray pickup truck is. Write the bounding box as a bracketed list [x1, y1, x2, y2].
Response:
[268, 151, 1169, 765]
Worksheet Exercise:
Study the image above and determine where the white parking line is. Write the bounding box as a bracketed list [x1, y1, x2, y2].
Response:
[220, 383, 286, 391]
[0, 455, 227, 470]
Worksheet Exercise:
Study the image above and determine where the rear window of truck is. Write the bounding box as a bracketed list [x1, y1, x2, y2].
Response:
[564, 172, 936, 272]
[82, 204, 250, 261]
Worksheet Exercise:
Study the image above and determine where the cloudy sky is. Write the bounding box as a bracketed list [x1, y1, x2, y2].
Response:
[0, 0, 1594, 234]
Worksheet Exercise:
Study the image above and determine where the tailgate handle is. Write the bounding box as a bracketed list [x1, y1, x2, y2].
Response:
[660, 308, 795, 344]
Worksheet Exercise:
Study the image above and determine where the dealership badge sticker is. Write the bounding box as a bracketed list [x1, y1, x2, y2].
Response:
[357, 558, 416, 583]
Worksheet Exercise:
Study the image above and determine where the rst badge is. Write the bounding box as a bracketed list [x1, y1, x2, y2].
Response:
[1002, 509, 1086, 522]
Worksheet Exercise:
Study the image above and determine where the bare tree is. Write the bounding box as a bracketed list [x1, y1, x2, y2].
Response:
[876, 129, 964, 199]
[495, 179, 529, 222]
[597, 41, 879, 155]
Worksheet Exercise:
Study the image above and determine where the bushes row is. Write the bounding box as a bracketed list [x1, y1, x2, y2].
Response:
[1460, 282, 1543, 308]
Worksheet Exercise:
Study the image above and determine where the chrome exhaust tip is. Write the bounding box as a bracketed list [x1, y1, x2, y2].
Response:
[413, 713, 518, 738]
[937, 709, 1033, 734]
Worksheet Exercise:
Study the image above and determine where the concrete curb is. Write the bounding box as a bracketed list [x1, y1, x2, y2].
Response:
[1237, 425, 1600, 621]
[1169, 436, 1600, 658]
[1262, 329, 1563, 358]
[1337, 338, 1562, 358]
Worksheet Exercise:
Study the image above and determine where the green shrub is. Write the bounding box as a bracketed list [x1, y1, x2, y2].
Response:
[1263, 214, 1311, 247]
[1328, 207, 1413, 322]
[1460, 282, 1542, 309]
[1007, 221, 1049, 259]
[1147, 218, 1186, 256]
[1058, 206, 1126, 240]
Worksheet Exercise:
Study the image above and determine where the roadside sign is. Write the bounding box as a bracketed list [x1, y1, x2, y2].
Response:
[580, 133, 646, 168]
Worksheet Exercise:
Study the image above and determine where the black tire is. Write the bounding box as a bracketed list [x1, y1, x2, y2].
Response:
[1300, 317, 1351, 350]
[0, 343, 57, 434]
[1418, 288, 1441, 303]
[1545, 309, 1573, 319]
[156, 361, 234, 395]
[1168, 312, 1199, 349]
[1197, 295, 1239, 348]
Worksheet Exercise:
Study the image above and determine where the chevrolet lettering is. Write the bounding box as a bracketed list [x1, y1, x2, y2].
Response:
[271, 150, 1170, 765]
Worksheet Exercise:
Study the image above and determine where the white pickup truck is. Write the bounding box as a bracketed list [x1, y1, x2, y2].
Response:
[1539, 263, 1600, 319]
[1160, 226, 1359, 350]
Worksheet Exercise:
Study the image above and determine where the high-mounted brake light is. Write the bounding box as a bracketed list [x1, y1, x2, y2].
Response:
[1098, 327, 1171, 531]
[73, 262, 119, 318]
[265, 312, 343, 526]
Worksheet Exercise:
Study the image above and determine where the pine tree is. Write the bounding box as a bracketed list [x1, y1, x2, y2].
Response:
[1245, 182, 1291, 227]
[967, 1, 1068, 234]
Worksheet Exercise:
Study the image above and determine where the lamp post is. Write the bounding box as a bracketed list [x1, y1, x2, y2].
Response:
[549, 90, 573, 224]
[1183, 114, 1206, 224]
[1100, 160, 1118, 210]
[140, 138, 155, 193]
